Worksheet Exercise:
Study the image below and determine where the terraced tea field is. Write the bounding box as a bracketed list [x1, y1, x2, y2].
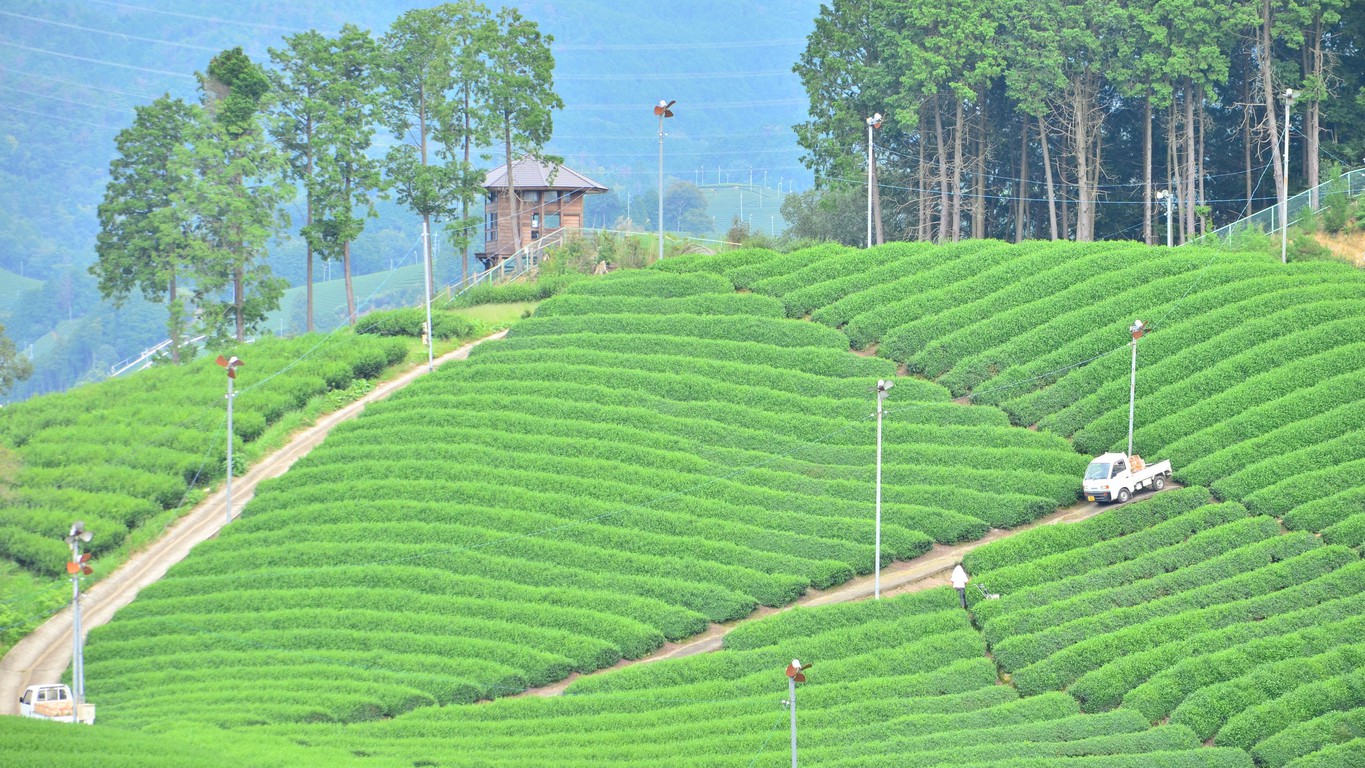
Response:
[76, 267, 1084, 730]
[7, 239, 1365, 768]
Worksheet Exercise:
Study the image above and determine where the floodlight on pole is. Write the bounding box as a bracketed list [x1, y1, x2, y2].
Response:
[866, 113, 882, 249]
[1155, 190, 1173, 248]
[784, 659, 812, 768]
[64, 521, 93, 724]
[1281, 88, 1296, 264]
[873, 379, 893, 599]
[216, 355, 243, 525]
[1127, 320, 1145, 456]
[654, 99, 676, 262]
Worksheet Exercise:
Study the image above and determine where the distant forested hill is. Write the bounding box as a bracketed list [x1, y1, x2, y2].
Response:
[0, 0, 818, 401]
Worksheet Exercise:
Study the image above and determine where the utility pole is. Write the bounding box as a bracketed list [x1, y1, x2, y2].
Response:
[784, 659, 811, 768]
[655, 99, 676, 261]
[874, 379, 893, 598]
[1156, 190, 1173, 247]
[65, 522, 93, 723]
[1127, 320, 1145, 456]
[866, 113, 882, 248]
[421, 220, 434, 372]
[216, 355, 243, 524]
[1281, 89, 1296, 264]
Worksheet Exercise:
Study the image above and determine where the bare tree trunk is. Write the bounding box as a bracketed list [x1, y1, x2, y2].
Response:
[1260, 0, 1285, 211]
[1198, 89, 1208, 238]
[1016, 118, 1029, 243]
[1184, 78, 1197, 240]
[419, 83, 434, 298]
[234, 266, 244, 342]
[918, 113, 929, 241]
[1071, 75, 1095, 242]
[1307, 12, 1323, 208]
[1243, 59, 1254, 214]
[343, 240, 355, 323]
[1143, 94, 1153, 245]
[462, 84, 472, 282]
[304, 125, 314, 333]
[952, 98, 964, 241]
[935, 96, 950, 242]
[1059, 151, 1070, 240]
[973, 87, 987, 240]
[1169, 100, 1183, 244]
[504, 115, 520, 256]
[1038, 115, 1058, 240]
[169, 266, 180, 364]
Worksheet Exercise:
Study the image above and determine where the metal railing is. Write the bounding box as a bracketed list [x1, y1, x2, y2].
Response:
[108, 335, 207, 377]
[1194, 167, 1365, 245]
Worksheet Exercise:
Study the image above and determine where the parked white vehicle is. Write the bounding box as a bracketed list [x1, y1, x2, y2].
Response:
[18, 683, 94, 724]
[1082, 452, 1172, 504]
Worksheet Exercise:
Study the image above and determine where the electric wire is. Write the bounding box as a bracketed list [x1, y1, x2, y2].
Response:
[0, 9, 222, 53]
[0, 39, 195, 79]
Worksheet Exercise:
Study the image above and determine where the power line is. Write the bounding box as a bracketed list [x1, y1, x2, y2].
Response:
[0, 39, 195, 79]
[554, 38, 806, 51]
[82, 0, 318, 34]
[0, 9, 221, 52]
[0, 102, 122, 130]
[557, 69, 794, 82]
[0, 68, 162, 101]
[0, 83, 135, 114]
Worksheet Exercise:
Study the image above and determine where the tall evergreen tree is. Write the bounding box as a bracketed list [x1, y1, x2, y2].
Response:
[311, 25, 385, 324]
[193, 48, 292, 342]
[92, 95, 198, 363]
[269, 31, 331, 333]
[486, 6, 563, 256]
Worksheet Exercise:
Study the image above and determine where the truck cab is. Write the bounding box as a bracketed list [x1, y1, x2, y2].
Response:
[18, 683, 94, 724]
[1083, 451, 1172, 504]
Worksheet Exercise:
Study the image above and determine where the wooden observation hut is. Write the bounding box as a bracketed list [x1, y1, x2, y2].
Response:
[478, 157, 608, 269]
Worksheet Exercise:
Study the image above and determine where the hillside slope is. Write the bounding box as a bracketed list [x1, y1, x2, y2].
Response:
[79, 266, 1085, 730]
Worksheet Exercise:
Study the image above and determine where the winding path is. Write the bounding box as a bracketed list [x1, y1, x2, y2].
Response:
[0, 331, 507, 715]
[515, 485, 1177, 698]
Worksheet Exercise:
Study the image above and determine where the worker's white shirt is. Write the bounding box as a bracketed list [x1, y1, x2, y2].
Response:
[950, 566, 968, 589]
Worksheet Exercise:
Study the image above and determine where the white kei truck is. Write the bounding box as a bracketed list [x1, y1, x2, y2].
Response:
[1082, 452, 1172, 504]
[18, 683, 95, 724]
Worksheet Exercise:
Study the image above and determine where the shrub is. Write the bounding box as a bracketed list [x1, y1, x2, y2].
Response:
[356, 307, 477, 340]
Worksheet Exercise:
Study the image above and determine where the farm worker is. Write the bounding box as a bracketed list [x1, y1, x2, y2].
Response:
[951, 564, 969, 609]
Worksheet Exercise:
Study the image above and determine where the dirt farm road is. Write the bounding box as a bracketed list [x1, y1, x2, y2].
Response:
[0, 331, 507, 715]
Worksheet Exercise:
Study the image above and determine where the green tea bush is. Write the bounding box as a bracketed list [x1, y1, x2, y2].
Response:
[1014, 559, 1365, 697]
[972, 516, 1281, 628]
[533, 292, 785, 318]
[993, 546, 1352, 671]
[560, 270, 732, 298]
[1070, 591, 1365, 713]
[356, 307, 477, 339]
[725, 243, 857, 290]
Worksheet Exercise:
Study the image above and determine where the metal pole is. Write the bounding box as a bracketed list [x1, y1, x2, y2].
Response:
[225, 374, 234, 525]
[789, 674, 797, 768]
[1127, 337, 1138, 456]
[658, 112, 665, 262]
[1165, 195, 1173, 248]
[874, 387, 884, 599]
[69, 545, 80, 724]
[1281, 90, 1294, 264]
[867, 120, 873, 249]
[422, 219, 434, 373]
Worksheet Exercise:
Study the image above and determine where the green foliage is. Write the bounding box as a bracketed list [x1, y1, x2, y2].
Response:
[355, 307, 477, 339]
[0, 332, 409, 578]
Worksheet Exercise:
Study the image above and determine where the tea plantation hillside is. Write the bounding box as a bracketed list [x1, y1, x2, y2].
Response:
[662, 241, 1365, 536]
[77, 267, 1087, 730]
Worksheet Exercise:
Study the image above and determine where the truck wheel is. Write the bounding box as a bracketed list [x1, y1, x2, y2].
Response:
[1117, 487, 1131, 503]
[1153, 474, 1166, 491]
